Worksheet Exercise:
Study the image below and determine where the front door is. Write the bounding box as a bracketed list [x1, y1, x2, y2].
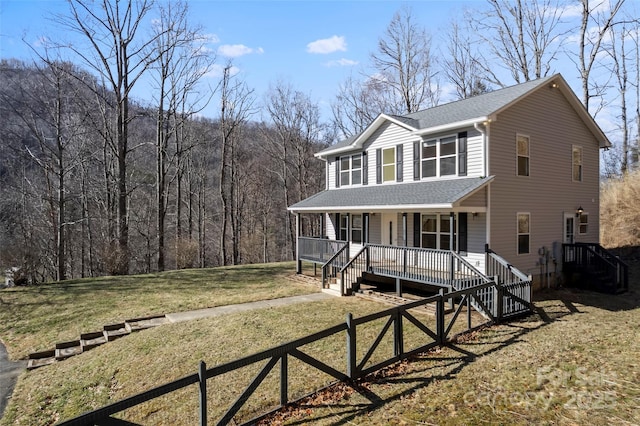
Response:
[381, 213, 397, 246]
[564, 214, 575, 244]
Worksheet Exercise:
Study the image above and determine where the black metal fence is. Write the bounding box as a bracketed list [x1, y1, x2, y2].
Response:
[58, 282, 514, 426]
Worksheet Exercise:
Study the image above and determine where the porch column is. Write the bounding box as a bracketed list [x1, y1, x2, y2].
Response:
[296, 212, 301, 274]
[364, 213, 369, 244]
[402, 213, 407, 247]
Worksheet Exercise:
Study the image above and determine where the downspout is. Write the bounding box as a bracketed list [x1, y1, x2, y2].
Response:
[474, 121, 491, 248]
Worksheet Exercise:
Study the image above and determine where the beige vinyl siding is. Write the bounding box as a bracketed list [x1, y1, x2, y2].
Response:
[327, 157, 336, 190]
[488, 84, 600, 275]
[459, 187, 487, 208]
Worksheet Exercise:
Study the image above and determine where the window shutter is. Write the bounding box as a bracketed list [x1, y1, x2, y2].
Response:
[335, 213, 340, 240]
[396, 144, 404, 182]
[413, 141, 420, 180]
[458, 132, 467, 176]
[335, 157, 340, 188]
[362, 152, 368, 185]
[376, 148, 382, 184]
[413, 213, 421, 247]
[459, 213, 468, 254]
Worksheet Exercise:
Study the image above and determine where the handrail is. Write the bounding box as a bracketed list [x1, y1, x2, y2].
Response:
[563, 242, 629, 293]
[321, 242, 350, 288]
[485, 247, 531, 282]
[339, 245, 368, 295]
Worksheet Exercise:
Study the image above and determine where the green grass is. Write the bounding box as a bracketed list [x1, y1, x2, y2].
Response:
[2, 259, 639, 425]
[0, 262, 315, 359]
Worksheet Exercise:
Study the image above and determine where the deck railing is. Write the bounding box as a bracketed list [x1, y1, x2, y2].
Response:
[321, 243, 350, 289]
[485, 247, 532, 318]
[298, 237, 348, 264]
[562, 243, 629, 293]
[339, 246, 368, 295]
[298, 238, 531, 318]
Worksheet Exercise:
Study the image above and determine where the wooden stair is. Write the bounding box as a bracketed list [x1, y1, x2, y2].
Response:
[355, 289, 439, 316]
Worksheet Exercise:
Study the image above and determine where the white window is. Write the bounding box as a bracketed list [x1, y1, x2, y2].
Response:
[421, 214, 456, 250]
[340, 154, 362, 186]
[421, 135, 457, 178]
[517, 213, 530, 254]
[572, 146, 583, 182]
[517, 135, 530, 176]
[578, 213, 588, 234]
[382, 148, 395, 182]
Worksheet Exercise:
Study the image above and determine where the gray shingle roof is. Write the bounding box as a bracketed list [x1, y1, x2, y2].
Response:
[289, 176, 492, 212]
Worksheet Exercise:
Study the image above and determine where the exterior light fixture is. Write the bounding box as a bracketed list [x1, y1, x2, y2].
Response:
[576, 206, 583, 217]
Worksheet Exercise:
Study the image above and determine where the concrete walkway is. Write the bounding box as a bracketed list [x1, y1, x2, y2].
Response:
[0, 291, 332, 419]
[166, 292, 331, 323]
[0, 340, 27, 419]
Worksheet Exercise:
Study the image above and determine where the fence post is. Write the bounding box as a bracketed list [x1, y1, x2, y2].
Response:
[346, 313, 357, 379]
[199, 361, 207, 426]
[494, 275, 503, 321]
[280, 354, 288, 406]
[394, 308, 404, 358]
[437, 289, 445, 345]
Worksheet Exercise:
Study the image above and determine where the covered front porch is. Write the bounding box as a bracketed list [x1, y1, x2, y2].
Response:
[295, 236, 532, 321]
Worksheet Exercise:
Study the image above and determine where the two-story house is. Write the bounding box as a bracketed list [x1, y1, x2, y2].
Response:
[290, 74, 623, 298]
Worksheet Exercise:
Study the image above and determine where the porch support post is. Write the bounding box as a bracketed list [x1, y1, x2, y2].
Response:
[396, 277, 402, 297]
[402, 213, 407, 246]
[296, 213, 302, 274]
[449, 212, 455, 309]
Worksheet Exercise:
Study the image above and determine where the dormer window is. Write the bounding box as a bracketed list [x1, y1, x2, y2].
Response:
[340, 154, 362, 186]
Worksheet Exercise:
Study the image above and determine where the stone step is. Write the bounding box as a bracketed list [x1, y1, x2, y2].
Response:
[55, 340, 82, 360]
[103, 323, 130, 341]
[80, 331, 108, 352]
[27, 349, 56, 370]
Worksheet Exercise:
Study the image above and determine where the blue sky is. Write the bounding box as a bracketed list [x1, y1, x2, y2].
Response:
[0, 0, 481, 120]
[0, 0, 637, 146]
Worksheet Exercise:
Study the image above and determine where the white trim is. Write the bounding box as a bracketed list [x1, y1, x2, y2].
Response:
[316, 113, 417, 158]
[572, 145, 583, 182]
[516, 212, 531, 255]
[411, 116, 490, 136]
[516, 133, 531, 177]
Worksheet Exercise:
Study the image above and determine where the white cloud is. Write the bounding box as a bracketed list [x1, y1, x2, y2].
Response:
[218, 44, 264, 58]
[307, 35, 347, 54]
[324, 58, 358, 67]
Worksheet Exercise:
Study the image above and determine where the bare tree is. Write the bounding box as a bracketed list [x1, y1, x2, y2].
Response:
[573, 0, 625, 113]
[331, 73, 400, 138]
[149, 0, 214, 271]
[54, 0, 166, 274]
[608, 23, 632, 173]
[371, 5, 440, 113]
[218, 63, 256, 265]
[469, 0, 565, 86]
[443, 21, 491, 100]
[262, 81, 327, 259]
